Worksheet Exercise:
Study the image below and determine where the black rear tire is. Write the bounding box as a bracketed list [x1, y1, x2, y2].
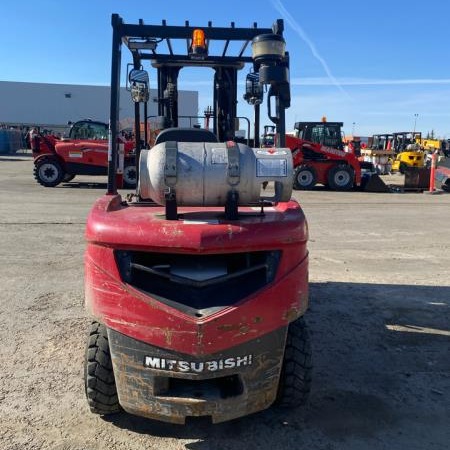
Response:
[327, 164, 354, 191]
[84, 321, 121, 415]
[33, 158, 64, 187]
[293, 165, 317, 190]
[276, 317, 312, 408]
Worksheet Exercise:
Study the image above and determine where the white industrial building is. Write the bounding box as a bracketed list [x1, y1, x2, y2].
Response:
[0, 81, 198, 130]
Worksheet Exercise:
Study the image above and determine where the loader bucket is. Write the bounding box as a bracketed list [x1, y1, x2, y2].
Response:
[361, 173, 390, 192]
[404, 167, 430, 190]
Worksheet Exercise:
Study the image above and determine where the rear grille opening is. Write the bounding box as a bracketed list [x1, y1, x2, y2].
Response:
[115, 250, 280, 315]
[155, 375, 243, 400]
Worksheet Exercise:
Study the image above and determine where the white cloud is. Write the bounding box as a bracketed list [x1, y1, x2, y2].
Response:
[181, 76, 450, 88]
[290, 77, 450, 86]
[271, 0, 350, 97]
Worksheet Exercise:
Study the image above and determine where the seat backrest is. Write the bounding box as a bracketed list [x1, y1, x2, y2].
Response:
[155, 127, 218, 145]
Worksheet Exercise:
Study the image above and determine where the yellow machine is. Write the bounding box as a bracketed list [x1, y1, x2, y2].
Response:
[416, 137, 441, 151]
[391, 145, 425, 173]
[390, 132, 425, 173]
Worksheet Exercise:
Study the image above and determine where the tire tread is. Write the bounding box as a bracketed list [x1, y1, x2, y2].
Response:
[84, 321, 121, 415]
[276, 317, 313, 408]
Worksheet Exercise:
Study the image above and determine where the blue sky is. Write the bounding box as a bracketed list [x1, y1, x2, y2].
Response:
[1, 0, 450, 138]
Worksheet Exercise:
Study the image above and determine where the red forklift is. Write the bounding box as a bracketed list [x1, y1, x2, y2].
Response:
[31, 119, 137, 188]
[84, 14, 311, 424]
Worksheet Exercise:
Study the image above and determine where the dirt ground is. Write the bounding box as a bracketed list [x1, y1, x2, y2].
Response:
[0, 155, 449, 450]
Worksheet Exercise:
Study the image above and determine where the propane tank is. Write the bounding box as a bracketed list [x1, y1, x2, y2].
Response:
[139, 141, 293, 206]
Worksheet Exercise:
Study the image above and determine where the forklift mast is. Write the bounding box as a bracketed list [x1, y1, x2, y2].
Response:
[392, 132, 422, 152]
[107, 14, 291, 195]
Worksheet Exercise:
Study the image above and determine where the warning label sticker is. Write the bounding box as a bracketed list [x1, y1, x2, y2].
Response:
[256, 159, 287, 177]
[211, 148, 228, 164]
[69, 152, 83, 158]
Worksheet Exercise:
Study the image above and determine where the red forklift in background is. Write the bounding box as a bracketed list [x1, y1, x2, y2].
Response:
[31, 119, 137, 188]
[84, 14, 312, 424]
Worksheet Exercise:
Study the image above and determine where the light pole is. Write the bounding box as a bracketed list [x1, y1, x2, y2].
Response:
[413, 113, 418, 135]
[352, 122, 356, 136]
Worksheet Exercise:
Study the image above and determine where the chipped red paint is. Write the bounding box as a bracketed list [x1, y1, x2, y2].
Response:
[85, 194, 308, 356]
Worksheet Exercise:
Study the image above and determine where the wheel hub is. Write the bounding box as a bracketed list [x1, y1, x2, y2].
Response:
[40, 164, 58, 182]
[335, 170, 350, 186]
[124, 166, 137, 184]
[298, 171, 313, 186]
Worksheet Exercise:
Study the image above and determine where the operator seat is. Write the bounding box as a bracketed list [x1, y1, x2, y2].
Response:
[155, 127, 218, 144]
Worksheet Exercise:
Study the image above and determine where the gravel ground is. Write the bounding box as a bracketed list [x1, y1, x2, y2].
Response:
[0, 155, 449, 450]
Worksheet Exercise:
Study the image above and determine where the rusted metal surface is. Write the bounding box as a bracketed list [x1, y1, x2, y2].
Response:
[108, 327, 287, 424]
